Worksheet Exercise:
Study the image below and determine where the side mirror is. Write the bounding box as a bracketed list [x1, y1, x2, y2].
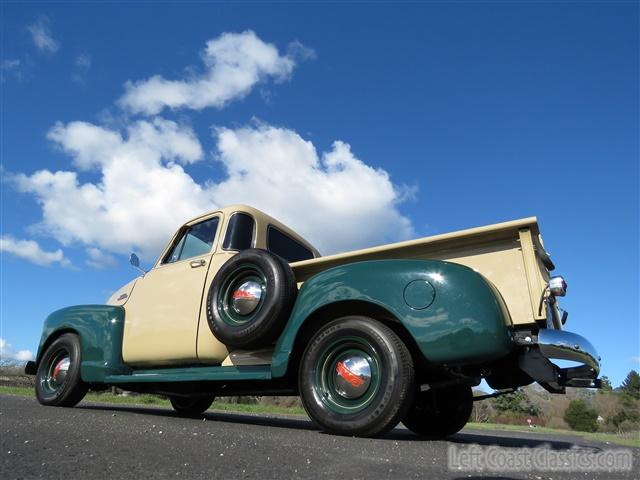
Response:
[129, 253, 146, 275]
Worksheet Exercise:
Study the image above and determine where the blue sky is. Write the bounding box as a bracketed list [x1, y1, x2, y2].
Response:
[1, 2, 637, 386]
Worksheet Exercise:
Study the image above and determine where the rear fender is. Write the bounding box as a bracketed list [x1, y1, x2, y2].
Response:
[272, 259, 513, 378]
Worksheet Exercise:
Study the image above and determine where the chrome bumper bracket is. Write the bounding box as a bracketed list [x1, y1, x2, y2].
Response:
[518, 329, 601, 393]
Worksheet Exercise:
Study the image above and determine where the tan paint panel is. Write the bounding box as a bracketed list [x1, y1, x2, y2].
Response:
[518, 228, 548, 320]
[290, 218, 552, 326]
[106, 278, 138, 307]
[122, 254, 213, 365]
[122, 214, 223, 366]
[195, 252, 235, 363]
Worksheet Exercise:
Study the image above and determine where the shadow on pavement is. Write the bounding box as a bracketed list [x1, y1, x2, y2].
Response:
[79, 403, 317, 431]
[79, 403, 597, 451]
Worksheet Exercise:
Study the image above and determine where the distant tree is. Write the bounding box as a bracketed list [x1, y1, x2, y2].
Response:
[493, 390, 541, 416]
[619, 370, 640, 399]
[599, 376, 612, 392]
[606, 393, 640, 432]
[564, 399, 598, 432]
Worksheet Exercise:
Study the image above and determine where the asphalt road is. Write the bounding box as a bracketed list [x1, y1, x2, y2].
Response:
[1, 394, 637, 479]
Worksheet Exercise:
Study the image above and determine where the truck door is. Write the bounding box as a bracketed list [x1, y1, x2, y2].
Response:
[122, 215, 220, 365]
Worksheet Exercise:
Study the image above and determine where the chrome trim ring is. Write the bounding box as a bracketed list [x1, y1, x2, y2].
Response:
[47, 356, 70, 391]
[231, 280, 263, 315]
[333, 355, 372, 399]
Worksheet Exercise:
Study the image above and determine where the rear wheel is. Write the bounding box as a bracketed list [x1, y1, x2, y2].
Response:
[402, 385, 472, 438]
[169, 396, 215, 416]
[299, 316, 414, 437]
[35, 333, 88, 407]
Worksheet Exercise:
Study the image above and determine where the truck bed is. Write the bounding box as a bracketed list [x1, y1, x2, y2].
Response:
[291, 217, 553, 326]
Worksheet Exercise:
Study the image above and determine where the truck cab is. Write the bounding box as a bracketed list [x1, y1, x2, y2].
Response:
[108, 205, 319, 366]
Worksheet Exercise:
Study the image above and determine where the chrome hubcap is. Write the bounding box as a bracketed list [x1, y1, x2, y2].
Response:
[47, 356, 70, 390]
[231, 281, 262, 315]
[334, 355, 372, 399]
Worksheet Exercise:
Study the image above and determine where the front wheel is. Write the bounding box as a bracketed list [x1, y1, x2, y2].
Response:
[402, 385, 473, 438]
[169, 396, 215, 416]
[35, 333, 88, 407]
[299, 316, 414, 437]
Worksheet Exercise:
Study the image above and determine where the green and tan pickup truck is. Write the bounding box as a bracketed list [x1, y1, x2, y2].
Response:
[25, 205, 600, 437]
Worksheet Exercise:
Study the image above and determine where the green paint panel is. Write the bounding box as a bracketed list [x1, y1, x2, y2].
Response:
[272, 259, 514, 378]
[36, 305, 130, 383]
[403, 280, 435, 310]
[105, 365, 271, 384]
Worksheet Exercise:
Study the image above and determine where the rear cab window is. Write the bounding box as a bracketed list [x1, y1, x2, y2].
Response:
[267, 225, 314, 262]
[163, 216, 219, 264]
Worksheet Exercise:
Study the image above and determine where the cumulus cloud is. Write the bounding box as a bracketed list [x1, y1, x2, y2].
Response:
[85, 247, 117, 269]
[0, 338, 34, 363]
[15, 118, 209, 259]
[119, 31, 305, 115]
[0, 235, 70, 267]
[1, 59, 22, 82]
[27, 16, 59, 54]
[72, 53, 91, 83]
[211, 123, 414, 253]
[15, 119, 413, 260]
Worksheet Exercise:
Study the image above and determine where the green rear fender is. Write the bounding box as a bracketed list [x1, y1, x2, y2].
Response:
[271, 259, 513, 378]
[35, 305, 130, 383]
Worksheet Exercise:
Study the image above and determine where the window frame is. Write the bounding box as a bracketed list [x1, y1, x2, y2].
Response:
[266, 224, 314, 263]
[221, 211, 257, 252]
[158, 214, 222, 267]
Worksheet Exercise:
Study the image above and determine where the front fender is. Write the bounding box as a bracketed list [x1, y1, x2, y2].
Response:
[272, 259, 513, 378]
[36, 305, 130, 383]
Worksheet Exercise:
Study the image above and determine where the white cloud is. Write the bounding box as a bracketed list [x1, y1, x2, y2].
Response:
[27, 16, 59, 54]
[15, 119, 413, 259]
[1, 59, 22, 82]
[119, 30, 304, 115]
[0, 338, 34, 363]
[287, 40, 317, 61]
[85, 247, 117, 269]
[211, 123, 414, 254]
[15, 118, 208, 259]
[0, 235, 70, 267]
[72, 53, 91, 83]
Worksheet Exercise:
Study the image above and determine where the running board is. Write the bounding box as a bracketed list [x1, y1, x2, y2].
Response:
[104, 365, 272, 384]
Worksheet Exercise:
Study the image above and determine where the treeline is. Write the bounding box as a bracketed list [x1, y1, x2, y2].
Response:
[472, 370, 640, 435]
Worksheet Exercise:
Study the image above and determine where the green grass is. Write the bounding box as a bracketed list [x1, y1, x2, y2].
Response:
[0, 385, 306, 416]
[466, 421, 640, 448]
[2, 385, 636, 447]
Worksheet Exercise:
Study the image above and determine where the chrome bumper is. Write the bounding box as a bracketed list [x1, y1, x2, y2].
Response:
[518, 329, 601, 392]
[538, 329, 600, 374]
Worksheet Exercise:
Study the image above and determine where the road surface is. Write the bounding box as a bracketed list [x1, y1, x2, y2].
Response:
[1, 394, 636, 479]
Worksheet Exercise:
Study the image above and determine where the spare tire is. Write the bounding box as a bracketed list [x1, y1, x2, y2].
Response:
[206, 249, 297, 348]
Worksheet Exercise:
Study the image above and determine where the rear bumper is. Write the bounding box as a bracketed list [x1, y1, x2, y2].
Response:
[518, 329, 601, 393]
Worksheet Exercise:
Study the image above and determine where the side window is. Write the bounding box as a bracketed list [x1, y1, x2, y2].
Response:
[223, 213, 255, 251]
[163, 216, 219, 264]
[267, 225, 314, 262]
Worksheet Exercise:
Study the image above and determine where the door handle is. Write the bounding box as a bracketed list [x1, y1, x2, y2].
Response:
[190, 259, 206, 268]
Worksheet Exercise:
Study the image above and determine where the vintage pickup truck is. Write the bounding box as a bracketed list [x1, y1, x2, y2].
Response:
[25, 205, 600, 437]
